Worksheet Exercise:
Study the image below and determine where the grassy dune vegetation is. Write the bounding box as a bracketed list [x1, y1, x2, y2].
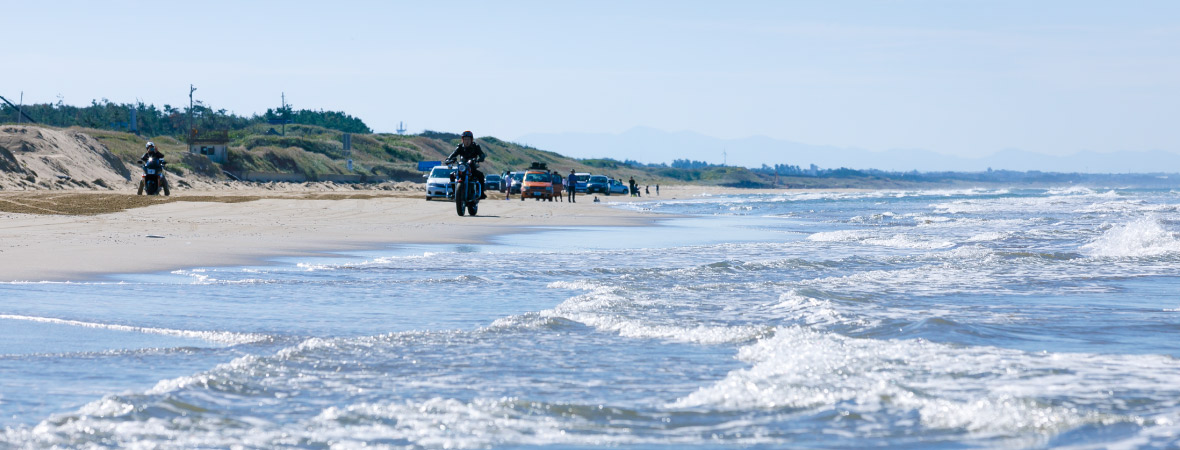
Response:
[0, 100, 807, 187]
[75, 124, 786, 187]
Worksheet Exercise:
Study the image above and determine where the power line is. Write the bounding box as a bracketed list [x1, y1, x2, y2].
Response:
[0, 94, 38, 124]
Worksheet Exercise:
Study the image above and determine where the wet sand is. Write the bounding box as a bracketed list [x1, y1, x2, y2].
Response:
[0, 186, 753, 282]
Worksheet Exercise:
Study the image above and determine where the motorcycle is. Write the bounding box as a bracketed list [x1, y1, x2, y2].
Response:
[137, 156, 170, 196]
[446, 158, 481, 216]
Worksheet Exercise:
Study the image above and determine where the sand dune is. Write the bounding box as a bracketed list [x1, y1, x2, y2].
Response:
[0, 126, 133, 190]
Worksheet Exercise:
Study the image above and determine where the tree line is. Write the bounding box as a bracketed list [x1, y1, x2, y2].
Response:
[0, 99, 372, 136]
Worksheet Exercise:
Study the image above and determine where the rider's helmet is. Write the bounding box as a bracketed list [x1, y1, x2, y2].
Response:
[461, 131, 473, 139]
[145, 141, 156, 150]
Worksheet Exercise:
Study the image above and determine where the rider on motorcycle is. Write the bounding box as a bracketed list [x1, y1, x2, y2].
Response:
[137, 141, 170, 196]
[444, 131, 487, 199]
[139, 141, 165, 164]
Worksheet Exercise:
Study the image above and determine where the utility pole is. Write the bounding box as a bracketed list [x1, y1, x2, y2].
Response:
[188, 84, 197, 142]
[343, 133, 352, 171]
[281, 92, 287, 136]
[16, 92, 23, 124]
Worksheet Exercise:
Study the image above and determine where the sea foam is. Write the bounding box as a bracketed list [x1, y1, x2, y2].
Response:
[669, 326, 1175, 436]
[807, 230, 954, 249]
[1082, 218, 1180, 258]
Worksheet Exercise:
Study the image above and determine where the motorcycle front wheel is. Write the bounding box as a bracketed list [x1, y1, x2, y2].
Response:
[455, 182, 466, 216]
[468, 183, 479, 216]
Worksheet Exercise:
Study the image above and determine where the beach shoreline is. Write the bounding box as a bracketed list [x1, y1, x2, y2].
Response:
[0, 185, 793, 282]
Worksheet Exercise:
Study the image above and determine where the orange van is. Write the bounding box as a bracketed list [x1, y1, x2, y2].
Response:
[520, 170, 554, 201]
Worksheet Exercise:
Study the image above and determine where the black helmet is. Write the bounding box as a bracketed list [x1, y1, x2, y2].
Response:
[461, 131, 474, 138]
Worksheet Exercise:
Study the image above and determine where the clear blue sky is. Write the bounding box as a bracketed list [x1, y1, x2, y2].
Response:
[6, 0, 1179, 159]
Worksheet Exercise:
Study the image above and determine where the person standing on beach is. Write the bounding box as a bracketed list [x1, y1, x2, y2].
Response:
[567, 169, 577, 203]
[645, 185, 650, 196]
[552, 171, 564, 202]
[656, 184, 660, 196]
[505, 173, 513, 200]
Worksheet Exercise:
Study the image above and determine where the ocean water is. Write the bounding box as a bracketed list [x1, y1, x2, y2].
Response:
[3, 187, 1180, 448]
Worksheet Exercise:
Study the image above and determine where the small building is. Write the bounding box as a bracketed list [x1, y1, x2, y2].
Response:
[189, 129, 230, 163]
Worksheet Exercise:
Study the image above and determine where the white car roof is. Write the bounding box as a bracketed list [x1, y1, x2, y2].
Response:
[427, 167, 454, 178]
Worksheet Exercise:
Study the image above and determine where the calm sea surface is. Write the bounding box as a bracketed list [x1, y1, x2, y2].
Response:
[3, 187, 1180, 448]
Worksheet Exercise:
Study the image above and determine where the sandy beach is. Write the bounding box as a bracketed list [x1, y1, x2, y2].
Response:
[0, 185, 771, 282]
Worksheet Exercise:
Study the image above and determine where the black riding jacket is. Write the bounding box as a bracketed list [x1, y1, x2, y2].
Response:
[446, 143, 486, 165]
[139, 149, 165, 163]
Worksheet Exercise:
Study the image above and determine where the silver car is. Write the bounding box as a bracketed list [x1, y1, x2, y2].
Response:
[608, 179, 629, 195]
[425, 166, 456, 200]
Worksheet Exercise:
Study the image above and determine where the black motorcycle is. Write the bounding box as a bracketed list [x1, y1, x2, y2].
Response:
[137, 156, 170, 196]
[447, 158, 481, 216]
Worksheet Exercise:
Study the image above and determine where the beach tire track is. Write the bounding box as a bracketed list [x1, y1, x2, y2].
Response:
[0, 197, 71, 215]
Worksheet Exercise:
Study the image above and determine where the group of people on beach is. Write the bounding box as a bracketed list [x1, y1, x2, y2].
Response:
[501, 169, 577, 202]
[626, 177, 658, 197]
[499, 170, 660, 202]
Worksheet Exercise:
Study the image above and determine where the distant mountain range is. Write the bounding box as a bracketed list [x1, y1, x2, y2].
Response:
[515, 127, 1179, 174]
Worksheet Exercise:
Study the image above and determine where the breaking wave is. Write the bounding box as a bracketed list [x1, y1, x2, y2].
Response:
[1082, 217, 1180, 258]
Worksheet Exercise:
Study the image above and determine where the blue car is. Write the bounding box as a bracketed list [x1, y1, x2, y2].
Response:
[573, 172, 590, 193]
[485, 174, 502, 191]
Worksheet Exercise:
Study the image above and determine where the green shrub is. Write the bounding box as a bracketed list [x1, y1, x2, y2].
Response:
[243, 136, 343, 159]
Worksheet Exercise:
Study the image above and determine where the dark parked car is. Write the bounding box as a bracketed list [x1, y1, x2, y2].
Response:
[485, 174, 502, 191]
[586, 175, 609, 194]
